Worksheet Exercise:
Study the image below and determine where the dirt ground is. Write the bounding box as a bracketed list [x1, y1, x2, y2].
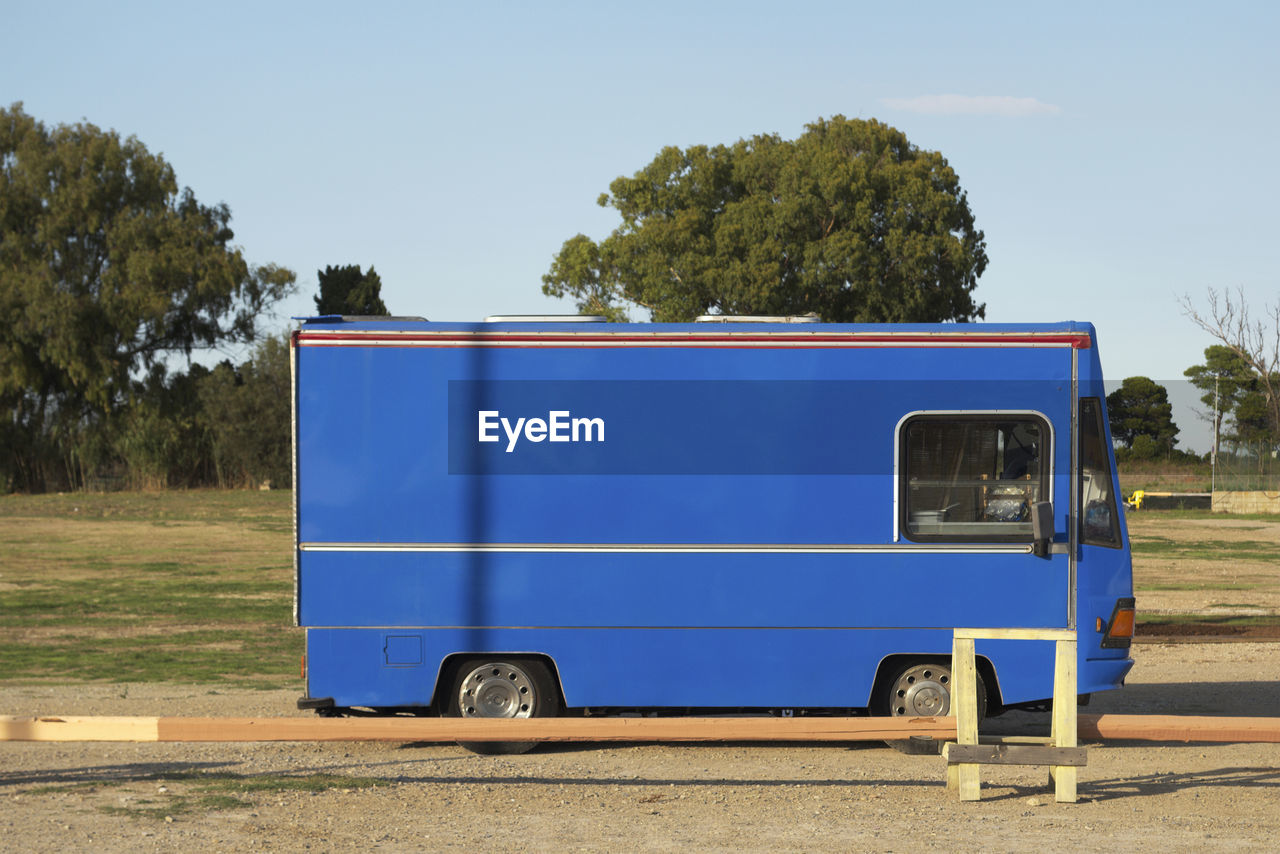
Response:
[2, 641, 1279, 853]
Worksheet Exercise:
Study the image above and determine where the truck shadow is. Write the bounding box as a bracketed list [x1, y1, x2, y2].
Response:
[1085, 679, 1280, 716]
[0, 760, 233, 788]
[985, 679, 1280, 738]
[4, 753, 1278, 801]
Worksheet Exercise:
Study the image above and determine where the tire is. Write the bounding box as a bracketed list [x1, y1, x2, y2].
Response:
[881, 660, 986, 754]
[445, 658, 561, 755]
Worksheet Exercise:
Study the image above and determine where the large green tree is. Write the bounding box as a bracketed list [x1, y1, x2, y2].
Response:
[1107, 376, 1180, 457]
[1184, 345, 1264, 453]
[0, 103, 295, 490]
[314, 264, 388, 316]
[1183, 288, 1279, 447]
[197, 333, 292, 489]
[543, 116, 988, 322]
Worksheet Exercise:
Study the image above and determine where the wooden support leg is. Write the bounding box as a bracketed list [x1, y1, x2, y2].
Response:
[1049, 639, 1078, 803]
[951, 635, 981, 801]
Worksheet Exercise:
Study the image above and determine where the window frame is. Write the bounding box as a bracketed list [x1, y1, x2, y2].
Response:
[1079, 397, 1123, 550]
[895, 410, 1055, 544]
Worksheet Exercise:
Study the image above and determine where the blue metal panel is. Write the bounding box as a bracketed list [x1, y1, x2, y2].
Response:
[296, 346, 1073, 546]
[298, 549, 1068, 629]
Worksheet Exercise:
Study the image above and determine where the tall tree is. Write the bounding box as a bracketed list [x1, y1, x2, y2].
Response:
[1182, 287, 1280, 444]
[0, 103, 295, 490]
[543, 116, 987, 323]
[197, 333, 292, 489]
[1184, 345, 1262, 454]
[1107, 377, 1180, 456]
[314, 264, 388, 316]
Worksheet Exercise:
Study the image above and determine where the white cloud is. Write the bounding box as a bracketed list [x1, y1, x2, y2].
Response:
[880, 95, 1062, 117]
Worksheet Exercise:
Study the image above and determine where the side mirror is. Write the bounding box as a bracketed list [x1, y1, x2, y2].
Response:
[1031, 501, 1054, 558]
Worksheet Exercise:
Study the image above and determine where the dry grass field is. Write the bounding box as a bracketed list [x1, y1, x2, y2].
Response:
[0, 491, 298, 685]
[1126, 511, 1280, 638]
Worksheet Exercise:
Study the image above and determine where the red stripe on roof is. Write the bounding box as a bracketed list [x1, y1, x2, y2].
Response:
[295, 331, 1092, 349]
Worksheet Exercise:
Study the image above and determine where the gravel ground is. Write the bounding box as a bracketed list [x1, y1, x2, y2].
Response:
[2, 642, 1279, 853]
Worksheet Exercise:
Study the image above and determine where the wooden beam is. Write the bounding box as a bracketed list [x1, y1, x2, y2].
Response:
[0, 715, 958, 744]
[1049, 638, 1079, 802]
[950, 635, 981, 799]
[943, 742, 1087, 767]
[1078, 714, 1280, 743]
[5, 713, 1280, 745]
[0, 716, 160, 742]
[953, 628, 1076, 642]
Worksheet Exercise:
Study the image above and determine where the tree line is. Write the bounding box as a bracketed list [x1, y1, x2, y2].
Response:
[4, 103, 1276, 491]
[0, 100, 390, 491]
[1108, 335, 1280, 467]
[4, 107, 993, 492]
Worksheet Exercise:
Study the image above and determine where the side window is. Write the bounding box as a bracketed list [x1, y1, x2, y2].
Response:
[901, 415, 1050, 541]
[1080, 398, 1122, 548]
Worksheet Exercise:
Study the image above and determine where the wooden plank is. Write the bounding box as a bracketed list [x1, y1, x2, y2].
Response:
[0, 715, 955, 743]
[953, 628, 1076, 642]
[1079, 714, 1280, 743]
[157, 715, 959, 742]
[944, 742, 1087, 767]
[951, 635, 981, 801]
[0, 716, 160, 742]
[979, 735, 1052, 746]
[1050, 638, 1078, 803]
[7, 713, 1280, 744]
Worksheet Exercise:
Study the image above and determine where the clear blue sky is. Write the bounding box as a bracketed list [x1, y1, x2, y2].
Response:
[7, 1, 1278, 451]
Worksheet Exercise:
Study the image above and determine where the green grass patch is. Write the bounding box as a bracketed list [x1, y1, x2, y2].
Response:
[1129, 538, 1280, 563]
[0, 572, 291, 626]
[1128, 508, 1280, 522]
[1136, 582, 1260, 592]
[26, 770, 394, 821]
[1137, 613, 1280, 628]
[194, 771, 394, 795]
[0, 489, 292, 523]
[100, 793, 251, 820]
[0, 630, 299, 684]
[0, 490, 299, 684]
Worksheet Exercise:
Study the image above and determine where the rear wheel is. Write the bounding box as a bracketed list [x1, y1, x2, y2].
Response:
[446, 658, 560, 755]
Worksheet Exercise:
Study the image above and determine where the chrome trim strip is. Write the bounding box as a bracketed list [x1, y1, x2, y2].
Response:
[1069, 347, 1080, 630]
[299, 542, 1034, 555]
[301, 624, 1024, 631]
[290, 332, 301, 627]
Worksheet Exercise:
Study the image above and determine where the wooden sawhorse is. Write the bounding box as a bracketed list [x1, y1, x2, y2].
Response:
[946, 627, 1087, 803]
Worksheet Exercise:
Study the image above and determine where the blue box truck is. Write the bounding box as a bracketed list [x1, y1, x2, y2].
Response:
[292, 316, 1135, 751]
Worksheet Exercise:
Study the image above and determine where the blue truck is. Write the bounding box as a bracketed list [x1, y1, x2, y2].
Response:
[292, 316, 1135, 751]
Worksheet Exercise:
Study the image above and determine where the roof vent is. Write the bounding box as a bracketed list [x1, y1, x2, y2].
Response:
[296, 315, 427, 322]
[484, 314, 608, 323]
[694, 314, 821, 323]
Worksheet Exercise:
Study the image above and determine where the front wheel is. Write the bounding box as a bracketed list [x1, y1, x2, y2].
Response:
[886, 661, 988, 719]
[446, 658, 561, 755]
[882, 660, 985, 753]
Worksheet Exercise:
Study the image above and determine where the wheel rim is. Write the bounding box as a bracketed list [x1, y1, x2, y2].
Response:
[457, 662, 537, 718]
[889, 664, 951, 716]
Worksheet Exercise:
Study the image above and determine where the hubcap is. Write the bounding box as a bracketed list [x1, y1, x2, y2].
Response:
[458, 663, 536, 718]
[891, 664, 951, 716]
